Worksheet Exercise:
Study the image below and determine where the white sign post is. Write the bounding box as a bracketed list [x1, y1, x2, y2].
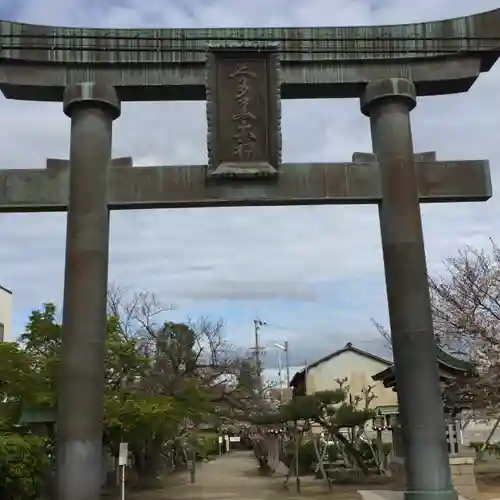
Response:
[118, 442, 128, 500]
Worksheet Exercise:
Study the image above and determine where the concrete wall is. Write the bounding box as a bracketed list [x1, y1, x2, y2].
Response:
[305, 350, 397, 409]
[0, 286, 13, 342]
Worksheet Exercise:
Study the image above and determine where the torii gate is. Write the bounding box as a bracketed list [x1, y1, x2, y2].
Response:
[1, 8, 499, 500]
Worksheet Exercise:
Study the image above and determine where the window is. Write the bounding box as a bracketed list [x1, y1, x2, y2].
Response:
[0, 323, 4, 342]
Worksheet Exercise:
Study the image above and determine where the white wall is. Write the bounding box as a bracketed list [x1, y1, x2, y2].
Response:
[0, 286, 13, 342]
[305, 350, 397, 408]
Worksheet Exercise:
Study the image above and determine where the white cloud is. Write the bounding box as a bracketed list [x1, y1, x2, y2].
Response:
[1, 0, 499, 359]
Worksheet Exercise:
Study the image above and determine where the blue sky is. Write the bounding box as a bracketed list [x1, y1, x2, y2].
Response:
[1, 0, 500, 373]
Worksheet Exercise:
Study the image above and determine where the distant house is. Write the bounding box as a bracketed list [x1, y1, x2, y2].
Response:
[290, 342, 397, 409]
[0, 285, 12, 342]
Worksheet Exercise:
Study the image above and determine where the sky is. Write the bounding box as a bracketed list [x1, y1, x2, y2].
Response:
[0, 0, 500, 378]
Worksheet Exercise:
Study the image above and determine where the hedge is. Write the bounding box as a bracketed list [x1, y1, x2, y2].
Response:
[0, 433, 51, 500]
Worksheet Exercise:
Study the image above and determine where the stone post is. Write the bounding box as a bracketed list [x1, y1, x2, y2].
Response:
[56, 82, 120, 500]
[360, 78, 456, 500]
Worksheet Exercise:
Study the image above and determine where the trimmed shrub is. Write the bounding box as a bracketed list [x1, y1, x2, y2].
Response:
[357, 440, 393, 467]
[283, 439, 316, 474]
[284, 439, 341, 475]
[0, 433, 51, 500]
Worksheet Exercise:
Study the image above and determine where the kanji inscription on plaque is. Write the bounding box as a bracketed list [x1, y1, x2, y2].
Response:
[206, 48, 281, 178]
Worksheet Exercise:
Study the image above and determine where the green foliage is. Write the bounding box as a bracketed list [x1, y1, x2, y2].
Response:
[8, 304, 209, 442]
[357, 440, 393, 467]
[288, 395, 322, 421]
[0, 343, 35, 426]
[196, 433, 219, 460]
[0, 433, 50, 500]
[255, 390, 373, 431]
[469, 441, 485, 452]
[2, 302, 216, 453]
[17, 304, 64, 410]
[283, 439, 342, 475]
[0, 306, 63, 425]
[236, 359, 259, 394]
[1, 299, 234, 490]
[314, 390, 345, 405]
[253, 389, 376, 475]
[283, 439, 316, 474]
[104, 394, 177, 452]
[334, 403, 373, 428]
[469, 441, 500, 457]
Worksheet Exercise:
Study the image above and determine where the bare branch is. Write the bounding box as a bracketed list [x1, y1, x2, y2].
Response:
[374, 240, 500, 414]
[371, 319, 392, 352]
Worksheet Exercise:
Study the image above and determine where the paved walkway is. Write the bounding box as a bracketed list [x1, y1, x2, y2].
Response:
[129, 451, 363, 500]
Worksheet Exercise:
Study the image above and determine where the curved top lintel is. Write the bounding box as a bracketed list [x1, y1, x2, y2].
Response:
[0, 9, 499, 67]
[2, 8, 499, 34]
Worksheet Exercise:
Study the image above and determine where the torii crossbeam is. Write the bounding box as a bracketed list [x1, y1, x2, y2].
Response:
[0, 152, 490, 211]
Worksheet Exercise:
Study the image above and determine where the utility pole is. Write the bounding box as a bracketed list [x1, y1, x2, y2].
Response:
[277, 351, 283, 402]
[254, 318, 265, 387]
[284, 340, 290, 388]
[274, 341, 291, 401]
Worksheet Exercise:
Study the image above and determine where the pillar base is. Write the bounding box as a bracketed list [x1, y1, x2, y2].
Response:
[405, 489, 458, 500]
[358, 489, 461, 500]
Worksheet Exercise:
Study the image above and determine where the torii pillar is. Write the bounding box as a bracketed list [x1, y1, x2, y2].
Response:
[361, 78, 454, 500]
[56, 82, 121, 500]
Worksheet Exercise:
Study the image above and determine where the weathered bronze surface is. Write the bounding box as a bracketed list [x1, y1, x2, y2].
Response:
[361, 78, 456, 500]
[57, 82, 120, 500]
[1, 10, 500, 101]
[0, 9, 497, 500]
[206, 49, 281, 177]
[0, 156, 491, 211]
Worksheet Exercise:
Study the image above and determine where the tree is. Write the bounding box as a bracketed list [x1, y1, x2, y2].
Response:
[0, 342, 34, 427]
[429, 241, 500, 409]
[1, 288, 268, 487]
[334, 377, 376, 446]
[126, 320, 214, 483]
[106, 286, 265, 480]
[107, 285, 267, 421]
[2, 302, 186, 485]
[0, 433, 50, 500]
[254, 389, 374, 474]
[374, 239, 500, 417]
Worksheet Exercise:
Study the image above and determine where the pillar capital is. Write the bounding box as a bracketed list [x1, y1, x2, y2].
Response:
[360, 78, 416, 116]
[63, 82, 121, 120]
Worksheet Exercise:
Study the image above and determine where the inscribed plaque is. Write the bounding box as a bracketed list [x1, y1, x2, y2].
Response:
[206, 48, 281, 178]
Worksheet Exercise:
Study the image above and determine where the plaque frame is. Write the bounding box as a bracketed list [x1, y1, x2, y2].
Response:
[205, 44, 282, 178]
